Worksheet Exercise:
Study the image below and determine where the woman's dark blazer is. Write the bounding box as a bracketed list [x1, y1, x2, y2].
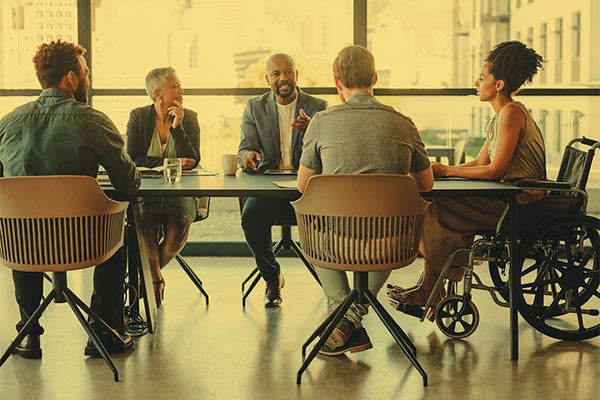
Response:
[126, 104, 200, 168]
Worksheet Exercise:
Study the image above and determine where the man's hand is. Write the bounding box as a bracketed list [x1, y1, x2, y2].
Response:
[291, 109, 311, 133]
[431, 161, 448, 177]
[242, 151, 262, 171]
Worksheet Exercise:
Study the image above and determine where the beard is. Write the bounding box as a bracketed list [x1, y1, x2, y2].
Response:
[275, 82, 296, 99]
[74, 80, 88, 104]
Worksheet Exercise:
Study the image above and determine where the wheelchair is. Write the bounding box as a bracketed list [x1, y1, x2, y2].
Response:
[392, 136, 600, 341]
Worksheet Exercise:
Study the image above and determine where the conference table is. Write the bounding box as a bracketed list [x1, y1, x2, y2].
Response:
[103, 172, 522, 360]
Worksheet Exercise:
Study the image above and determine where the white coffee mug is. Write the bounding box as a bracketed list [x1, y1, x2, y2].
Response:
[222, 154, 238, 175]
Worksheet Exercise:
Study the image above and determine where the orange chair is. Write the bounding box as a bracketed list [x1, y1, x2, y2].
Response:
[0, 175, 129, 381]
[292, 174, 430, 386]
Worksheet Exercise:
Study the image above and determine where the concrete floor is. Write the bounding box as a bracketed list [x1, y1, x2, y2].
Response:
[0, 256, 598, 400]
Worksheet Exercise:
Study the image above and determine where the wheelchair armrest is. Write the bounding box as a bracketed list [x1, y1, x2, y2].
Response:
[513, 179, 571, 190]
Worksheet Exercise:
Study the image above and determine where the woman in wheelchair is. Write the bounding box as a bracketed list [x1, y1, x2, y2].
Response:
[387, 41, 546, 316]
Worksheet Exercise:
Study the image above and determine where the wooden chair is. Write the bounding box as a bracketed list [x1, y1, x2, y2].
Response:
[292, 174, 430, 386]
[0, 175, 129, 381]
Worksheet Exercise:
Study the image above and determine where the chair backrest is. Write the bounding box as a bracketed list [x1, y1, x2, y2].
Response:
[194, 197, 211, 222]
[292, 174, 430, 271]
[453, 140, 466, 166]
[0, 175, 129, 272]
[555, 136, 598, 192]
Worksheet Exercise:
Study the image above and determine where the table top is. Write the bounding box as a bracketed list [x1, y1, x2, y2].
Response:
[102, 172, 521, 199]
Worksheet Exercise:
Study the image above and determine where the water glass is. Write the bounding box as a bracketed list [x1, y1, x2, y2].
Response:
[163, 158, 182, 183]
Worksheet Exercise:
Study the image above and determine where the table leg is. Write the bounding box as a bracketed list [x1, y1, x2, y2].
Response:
[509, 196, 518, 360]
[130, 202, 156, 333]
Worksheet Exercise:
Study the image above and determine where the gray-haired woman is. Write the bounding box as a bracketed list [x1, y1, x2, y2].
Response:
[126, 67, 200, 306]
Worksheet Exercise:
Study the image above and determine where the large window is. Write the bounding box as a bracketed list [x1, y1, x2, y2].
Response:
[91, 0, 352, 89]
[539, 22, 547, 84]
[1, 0, 598, 184]
[367, 1, 456, 88]
[0, 0, 77, 89]
[571, 11, 581, 82]
[554, 17, 563, 83]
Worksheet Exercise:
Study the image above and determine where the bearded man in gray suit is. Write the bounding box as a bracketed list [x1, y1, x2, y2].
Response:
[238, 53, 327, 307]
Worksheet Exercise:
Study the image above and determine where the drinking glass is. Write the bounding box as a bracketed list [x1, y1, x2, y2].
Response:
[163, 158, 182, 183]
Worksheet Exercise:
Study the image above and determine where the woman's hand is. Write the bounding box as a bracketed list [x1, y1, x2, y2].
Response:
[168, 101, 185, 129]
[180, 157, 195, 170]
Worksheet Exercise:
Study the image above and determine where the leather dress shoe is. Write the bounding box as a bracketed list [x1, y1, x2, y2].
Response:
[13, 334, 42, 359]
[84, 330, 134, 358]
[264, 272, 285, 307]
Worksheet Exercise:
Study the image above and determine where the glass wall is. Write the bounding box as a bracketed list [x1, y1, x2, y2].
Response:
[0, 0, 77, 89]
[1, 0, 598, 185]
[91, 0, 352, 89]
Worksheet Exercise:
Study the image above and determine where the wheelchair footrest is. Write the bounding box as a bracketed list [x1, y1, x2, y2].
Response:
[389, 300, 424, 319]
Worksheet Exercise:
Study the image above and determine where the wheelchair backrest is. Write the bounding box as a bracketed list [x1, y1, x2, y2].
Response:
[555, 137, 598, 192]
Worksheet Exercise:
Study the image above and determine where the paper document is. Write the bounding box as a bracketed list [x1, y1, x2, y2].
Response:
[137, 166, 164, 176]
[96, 176, 112, 185]
[182, 169, 218, 176]
[265, 169, 297, 175]
[272, 180, 298, 188]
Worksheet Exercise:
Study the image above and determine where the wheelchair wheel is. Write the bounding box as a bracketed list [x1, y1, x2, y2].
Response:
[435, 295, 480, 339]
[515, 215, 600, 340]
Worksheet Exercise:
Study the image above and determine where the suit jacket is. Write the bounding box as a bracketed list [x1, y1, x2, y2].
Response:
[238, 89, 327, 172]
[126, 104, 200, 168]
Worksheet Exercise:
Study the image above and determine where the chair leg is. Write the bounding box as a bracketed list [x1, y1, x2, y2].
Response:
[363, 289, 417, 356]
[64, 287, 126, 345]
[301, 290, 357, 356]
[61, 289, 119, 382]
[136, 254, 154, 334]
[272, 236, 286, 254]
[289, 240, 321, 287]
[297, 290, 358, 384]
[363, 290, 428, 387]
[0, 290, 56, 368]
[240, 236, 286, 304]
[175, 254, 209, 305]
[242, 273, 262, 307]
[241, 267, 260, 292]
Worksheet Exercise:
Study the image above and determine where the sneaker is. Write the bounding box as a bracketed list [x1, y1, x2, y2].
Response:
[264, 272, 285, 307]
[324, 317, 357, 350]
[84, 330, 134, 358]
[319, 327, 373, 356]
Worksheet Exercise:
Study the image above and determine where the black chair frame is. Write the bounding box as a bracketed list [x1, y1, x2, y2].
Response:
[0, 272, 125, 381]
[297, 271, 428, 386]
[238, 197, 321, 306]
[241, 223, 322, 306]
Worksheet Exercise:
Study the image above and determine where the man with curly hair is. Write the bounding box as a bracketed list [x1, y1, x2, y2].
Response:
[0, 40, 140, 359]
